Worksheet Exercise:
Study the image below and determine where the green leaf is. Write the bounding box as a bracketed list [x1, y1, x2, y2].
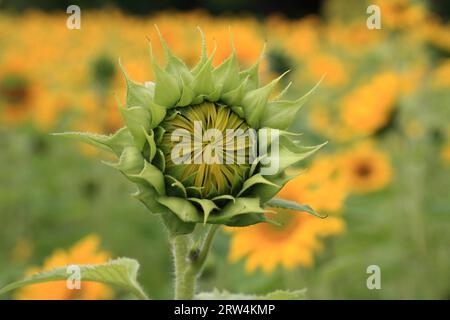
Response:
[266, 198, 327, 218]
[0, 258, 148, 300]
[196, 288, 306, 300]
[52, 128, 133, 156]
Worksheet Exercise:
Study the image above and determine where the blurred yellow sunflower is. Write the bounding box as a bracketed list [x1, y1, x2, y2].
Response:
[0, 72, 38, 125]
[441, 143, 450, 164]
[307, 54, 347, 88]
[279, 155, 349, 213]
[339, 141, 393, 194]
[11, 239, 33, 264]
[227, 155, 347, 273]
[376, 0, 428, 30]
[228, 211, 345, 273]
[432, 59, 450, 89]
[15, 234, 113, 300]
[340, 72, 400, 136]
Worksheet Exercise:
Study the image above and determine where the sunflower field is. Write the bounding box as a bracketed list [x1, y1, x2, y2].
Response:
[0, 0, 449, 300]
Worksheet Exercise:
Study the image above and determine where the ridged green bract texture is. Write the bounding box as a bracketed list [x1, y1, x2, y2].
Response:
[55, 28, 324, 235]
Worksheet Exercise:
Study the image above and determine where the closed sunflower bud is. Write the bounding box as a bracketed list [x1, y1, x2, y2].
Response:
[56, 28, 325, 235]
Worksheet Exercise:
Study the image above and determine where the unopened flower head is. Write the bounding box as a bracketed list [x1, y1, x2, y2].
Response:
[56, 27, 323, 232]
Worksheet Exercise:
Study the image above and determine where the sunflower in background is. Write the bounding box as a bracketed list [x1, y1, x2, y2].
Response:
[228, 213, 345, 273]
[15, 235, 113, 300]
[227, 155, 347, 273]
[339, 72, 400, 138]
[306, 54, 348, 88]
[442, 145, 450, 164]
[339, 141, 393, 194]
[0, 71, 36, 125]
[431, 59, 450, 89]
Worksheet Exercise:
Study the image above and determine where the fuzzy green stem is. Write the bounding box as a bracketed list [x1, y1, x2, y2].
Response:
[172, 235, 191, 300]
[191, 225, 219, 272]
[171, 225, 219, 300]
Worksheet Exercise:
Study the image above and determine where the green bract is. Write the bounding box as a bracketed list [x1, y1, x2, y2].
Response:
[55, 29, 324, 235]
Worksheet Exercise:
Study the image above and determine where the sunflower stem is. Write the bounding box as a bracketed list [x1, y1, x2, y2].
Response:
[172, 235, 191, 299]
[171, 225, 219, 300]
[190, 225, 219, 271]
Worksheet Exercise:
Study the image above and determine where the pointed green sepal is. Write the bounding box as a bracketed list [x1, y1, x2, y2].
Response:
[153, 148, 166, 172]
[119, 106, 151, 150]
[119, 60, 155, 108]
[192, 49, 217, 98]
[177, 77, 195, 107]
[156, 196, 202, 223]
[260, 77, 323, 130]
[52, 127, 133, 156]
[191, 27, 208, 75]
[147, 100, 167, 128]
[241, 71, 289, 128]
[237, 173, 280, 197]
[262, 137, 327, 177]
[155, 25, 193, 84]
[239, 43, 266, 91]
[132, 185, 168, 214]
[143, 129, 157, 162]
[248, 172, 293, 203]
[160, 211, 196, 235]
[149, 42, 181, 107]
[103, 146, 144, 176]
[128, 160, 165, 196]
[265, 198, 327, 218]
[213, 47, 240, 94]
[220, 76, 249, 108]
[188, 198, 219, 224]
[207, 198, 266, 225]
[165, 175, 187, 198]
